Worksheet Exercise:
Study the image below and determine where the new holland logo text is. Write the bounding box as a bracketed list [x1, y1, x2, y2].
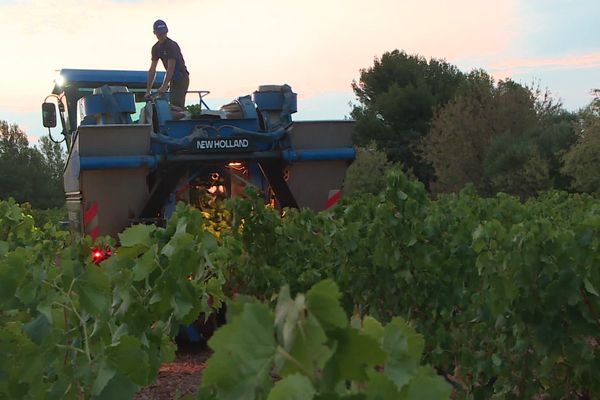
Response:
[197, 138, 250, 150]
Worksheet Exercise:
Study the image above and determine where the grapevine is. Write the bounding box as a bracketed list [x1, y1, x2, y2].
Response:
[1, 168, 599, 399]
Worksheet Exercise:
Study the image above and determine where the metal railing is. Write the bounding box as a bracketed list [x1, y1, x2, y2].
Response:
[186, 90, 211, 110]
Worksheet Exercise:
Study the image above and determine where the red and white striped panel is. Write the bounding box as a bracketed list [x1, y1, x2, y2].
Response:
[326, 189, 342, 209]
[83, 201, 99, 240]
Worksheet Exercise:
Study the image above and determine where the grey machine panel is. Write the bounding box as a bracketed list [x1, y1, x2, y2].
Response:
[77, 124, 152, 156]
[80, 168, 151, 238]
[287, 121, 355, 211]
[64, 124, 153, 238]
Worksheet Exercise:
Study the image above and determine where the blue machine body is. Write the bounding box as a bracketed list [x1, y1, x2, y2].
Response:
[55, 67, 355, 226]
[56, 69, 349, 162]
[51, 68, 356, 344]
[53, 69, 166, 138]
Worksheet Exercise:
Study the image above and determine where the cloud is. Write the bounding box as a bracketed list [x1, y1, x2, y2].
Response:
[487, 52, 600, 80]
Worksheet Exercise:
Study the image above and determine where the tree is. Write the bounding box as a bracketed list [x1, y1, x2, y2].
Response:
[561, 97, 600, 194]
[419, 71, 504, 193]
[351, 50, 465, 187]
[0, 121, 36, 203]
[34, 136, 67, 208]
[483, 113, 576, 197]
[0, 120, 66, 208]
[0, 120, 29, 154]
[419, 72, 573, 196]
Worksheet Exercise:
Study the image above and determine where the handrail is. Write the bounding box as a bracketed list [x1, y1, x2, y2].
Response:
[186, 90, 211, 110]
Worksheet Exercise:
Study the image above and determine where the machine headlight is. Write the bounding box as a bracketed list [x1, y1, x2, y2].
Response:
[54, 74, 65, 87]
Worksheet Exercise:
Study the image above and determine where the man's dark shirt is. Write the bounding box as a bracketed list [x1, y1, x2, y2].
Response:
[151, 38, 189, 82]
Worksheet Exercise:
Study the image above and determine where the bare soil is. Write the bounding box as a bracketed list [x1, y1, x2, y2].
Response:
[134, 344, 212, 400]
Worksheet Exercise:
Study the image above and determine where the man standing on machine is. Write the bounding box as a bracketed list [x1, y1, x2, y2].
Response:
[145, 19, 190, 108]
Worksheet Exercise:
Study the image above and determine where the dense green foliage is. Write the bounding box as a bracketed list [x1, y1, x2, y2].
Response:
[343, 145, 392, 197]
[27, 205, 68, 228]
[221, 171, 600, 399]
[562, 97, 600, 194]
[0, 201, 223, 399]
[1, 170, 599, 398]
[0, 198, 448, 400]
[199, 280, 451, 399]
[185, 104, 203, 119]
[0, 121, 66, 209]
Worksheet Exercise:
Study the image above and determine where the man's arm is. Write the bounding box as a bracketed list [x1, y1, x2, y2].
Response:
[146, 59, 159, 97]
[158, 59, 176, 95]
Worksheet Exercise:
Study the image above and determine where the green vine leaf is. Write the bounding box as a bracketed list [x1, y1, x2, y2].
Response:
[202, 301, 277, 400]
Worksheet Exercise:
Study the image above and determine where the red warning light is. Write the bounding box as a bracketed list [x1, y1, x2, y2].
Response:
[91, 247, 112, 264]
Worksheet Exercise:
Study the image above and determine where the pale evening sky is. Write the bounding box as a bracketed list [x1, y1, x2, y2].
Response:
[1, 0, 600, 144]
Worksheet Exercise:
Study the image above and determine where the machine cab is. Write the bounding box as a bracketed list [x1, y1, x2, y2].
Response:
[41, 69, 168, 146]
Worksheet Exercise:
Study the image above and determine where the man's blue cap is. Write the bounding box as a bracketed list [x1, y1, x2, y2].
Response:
[153, 20, 168, 34]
